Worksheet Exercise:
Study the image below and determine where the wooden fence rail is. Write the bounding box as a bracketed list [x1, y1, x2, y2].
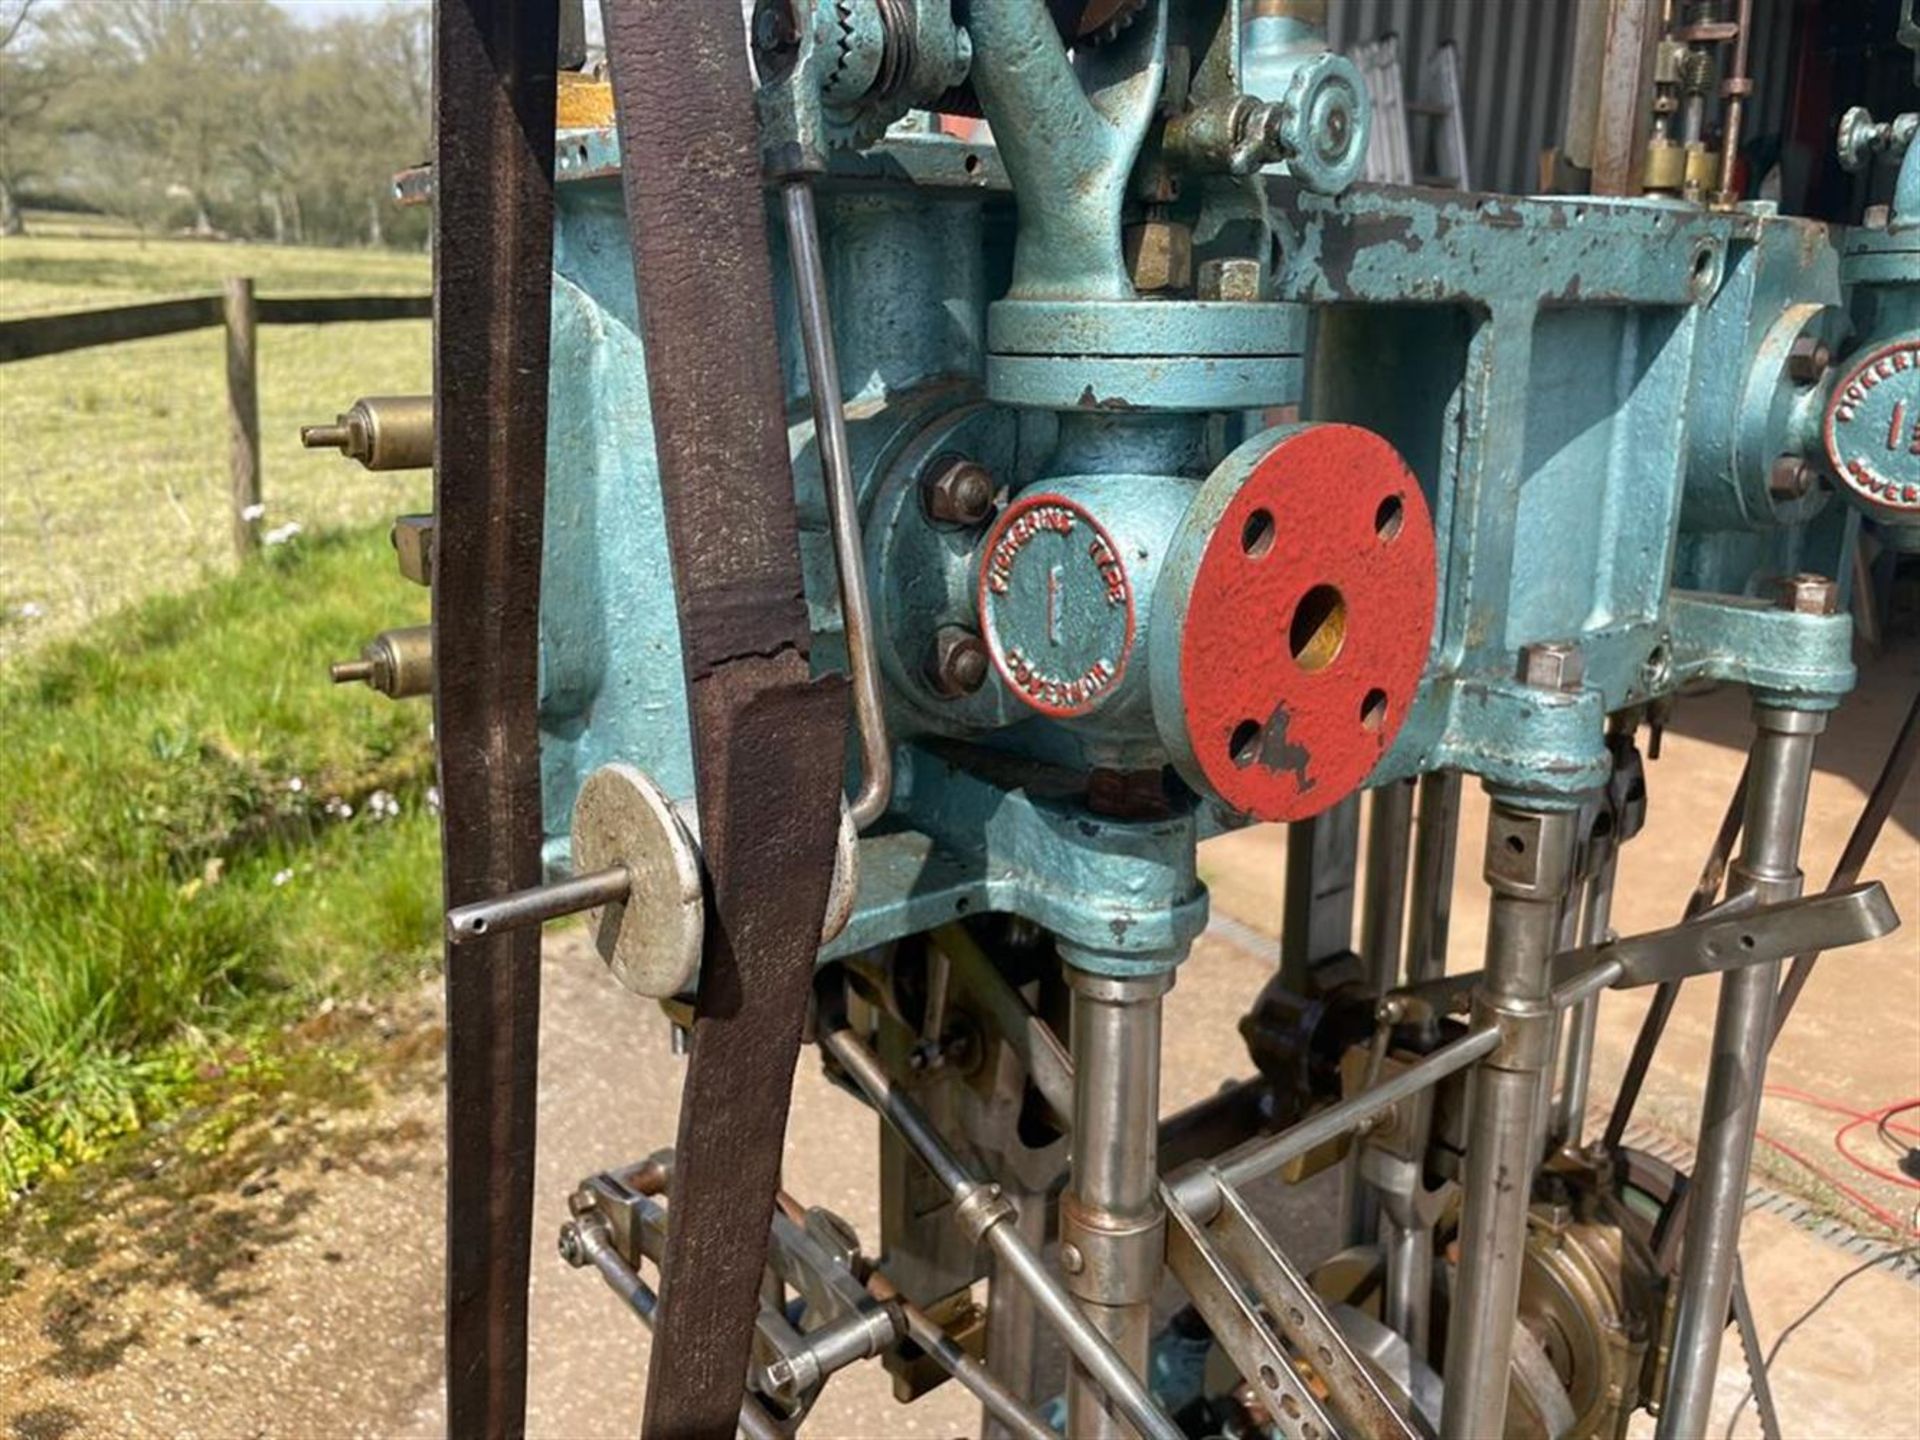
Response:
[0, 281, 431, 557]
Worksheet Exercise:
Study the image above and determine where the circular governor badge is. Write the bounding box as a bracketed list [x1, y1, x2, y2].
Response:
[1824, 338, 1920, 516]
[977, 493, 1135, 718]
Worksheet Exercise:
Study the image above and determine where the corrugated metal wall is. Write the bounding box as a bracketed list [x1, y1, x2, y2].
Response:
[1326, 0, 1800, 197]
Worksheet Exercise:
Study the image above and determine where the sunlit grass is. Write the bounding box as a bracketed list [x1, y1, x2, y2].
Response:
[0, 232, 431, 661]
[0, 526, 438, 1196]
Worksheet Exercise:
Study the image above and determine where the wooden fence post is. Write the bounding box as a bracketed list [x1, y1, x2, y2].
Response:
[224, 276, 261, 558]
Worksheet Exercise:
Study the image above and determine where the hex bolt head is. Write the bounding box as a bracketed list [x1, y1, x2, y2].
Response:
[1786, 335, 1831, 385]
[922, 456, 995, 527]
[1197, 257, 1263, 302]
[1518, 641, 1585, 693]
[1776, 572, 1839, 616]
[1768, 454, 1816, 503]
[928, 625, 990, 698]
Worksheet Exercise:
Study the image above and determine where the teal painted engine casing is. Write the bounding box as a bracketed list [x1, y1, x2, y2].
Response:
[530, 13, 1897, 978]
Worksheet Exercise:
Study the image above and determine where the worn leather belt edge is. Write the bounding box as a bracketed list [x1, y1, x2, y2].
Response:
[603, 5, 854, 1438]
[432, 4, 561, 1437]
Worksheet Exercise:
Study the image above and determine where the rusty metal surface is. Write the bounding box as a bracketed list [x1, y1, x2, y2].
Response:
[602, 5, 852, 1437]
[1174, 424, 1434, 822]
[431, 3, 561, 1436]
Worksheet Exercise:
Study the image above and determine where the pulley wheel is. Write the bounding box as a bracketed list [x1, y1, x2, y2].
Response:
[570, 762, 704, 999]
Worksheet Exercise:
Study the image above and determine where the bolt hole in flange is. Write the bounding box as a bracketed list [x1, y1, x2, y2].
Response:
[1288, 584, 1348, 671]
[1359, 687, 1388, 731]
[1229, 718, 1263, 767]
[1374, 494, 1404, 542]
[1242, 507, 1276, 558]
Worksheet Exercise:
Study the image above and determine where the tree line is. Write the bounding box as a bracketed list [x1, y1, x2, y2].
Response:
[0, 0, 429, 248]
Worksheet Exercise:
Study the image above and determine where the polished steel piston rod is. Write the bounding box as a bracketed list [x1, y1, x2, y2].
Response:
[1060, 967, 1170, 1440]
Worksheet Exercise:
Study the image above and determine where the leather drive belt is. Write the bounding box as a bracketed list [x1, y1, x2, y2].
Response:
[432, 4, 562, 1437]
[603, 5, 854, 1437]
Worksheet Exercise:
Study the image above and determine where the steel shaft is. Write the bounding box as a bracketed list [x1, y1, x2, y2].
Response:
[1658, 704, 1822, 1439]
[1440, 801, 1580, 1440]
[1062, 966, 1171, 1440]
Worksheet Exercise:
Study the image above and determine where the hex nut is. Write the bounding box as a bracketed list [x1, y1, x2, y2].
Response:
[1197, 257, 1263, 303]
[1786, 335, 1831, 386]
[928, 625, 990, 698]
[1124, 218, 1193, 293]
[1767, 455, 1815, 504]
[1517, 641, 1585, 693]
[1776, 572, 1839, 616]
[922, 456, 995, 526]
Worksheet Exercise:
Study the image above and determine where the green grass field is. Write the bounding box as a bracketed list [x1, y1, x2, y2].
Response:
[1, 233, 442, 1196]
[1, 229, 432, 660]
[0, 528, 439, 1195]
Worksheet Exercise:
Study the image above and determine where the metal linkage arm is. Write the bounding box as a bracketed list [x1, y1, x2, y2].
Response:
[1555, 881, 1897, 992]
[1165, 1182, 1421, 1440]
[1377, 882, 1896, 1018]
[818, 1026, 1184, 1440]
[1172, 1026, 1502, 1223]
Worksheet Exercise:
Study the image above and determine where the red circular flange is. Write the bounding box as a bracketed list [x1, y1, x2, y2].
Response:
[1179, 425, 1435, 822]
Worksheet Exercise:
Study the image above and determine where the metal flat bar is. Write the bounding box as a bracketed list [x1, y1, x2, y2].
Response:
[1406, 770, 1462, 986]
[1282, 793, 1361, 989]
[430, 4, 560, 1436]
[938, 925, 1074, 1126]
[1163, 1192, 1343, 1439]
[1211, 1186, 1420, 1440]
[1592, 883, 1895, 989]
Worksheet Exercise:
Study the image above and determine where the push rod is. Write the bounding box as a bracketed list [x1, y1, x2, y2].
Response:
[819, 1026, 1183, 1440]
[1171, 1024, 1500, 1222]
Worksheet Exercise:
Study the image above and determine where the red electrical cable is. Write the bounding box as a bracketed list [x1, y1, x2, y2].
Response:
[1835, 1108, 1920, 1191]
[1764, 1083, 1920, 1138]
[1763, 1085, 1920, 1193]
[1752, 1129, 1920, 1237]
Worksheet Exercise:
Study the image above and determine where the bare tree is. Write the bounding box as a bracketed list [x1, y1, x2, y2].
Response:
[0, 0, 55, 236]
